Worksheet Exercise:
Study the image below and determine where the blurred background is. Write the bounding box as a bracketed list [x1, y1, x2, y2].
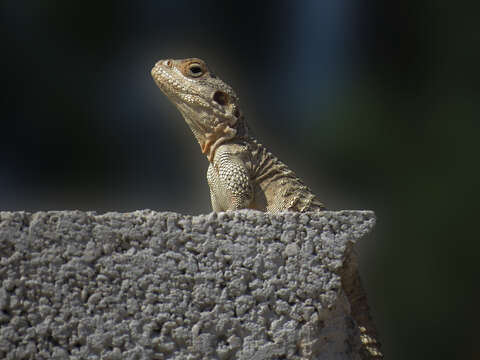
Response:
[1, 1, 479, 358]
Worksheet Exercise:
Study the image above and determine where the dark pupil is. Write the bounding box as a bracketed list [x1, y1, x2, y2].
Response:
[190, 65, 202, 74]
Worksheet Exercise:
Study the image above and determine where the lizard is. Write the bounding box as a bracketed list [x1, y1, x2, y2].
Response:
[151, 57, 383, 359]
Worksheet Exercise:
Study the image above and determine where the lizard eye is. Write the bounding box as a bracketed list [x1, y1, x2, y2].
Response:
[213, 91, 229, 106]
[188, 63, 204, 77]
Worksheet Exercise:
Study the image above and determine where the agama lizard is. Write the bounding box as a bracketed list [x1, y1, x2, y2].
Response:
[151, 58, 383, 358]
[151, 58, 324, 213]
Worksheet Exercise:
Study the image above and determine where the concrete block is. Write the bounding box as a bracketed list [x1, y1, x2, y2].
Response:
[0, 209, 377, 359]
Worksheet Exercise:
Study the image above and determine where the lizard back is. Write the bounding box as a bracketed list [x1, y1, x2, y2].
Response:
[246, 139, 326, 212]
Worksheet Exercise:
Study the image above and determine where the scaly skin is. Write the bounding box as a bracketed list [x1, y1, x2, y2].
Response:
[151, 58, 325, 212]
[151, 58, 383, 358]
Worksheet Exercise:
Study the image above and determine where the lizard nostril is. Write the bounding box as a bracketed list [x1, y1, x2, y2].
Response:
[213, 91, 228, 106]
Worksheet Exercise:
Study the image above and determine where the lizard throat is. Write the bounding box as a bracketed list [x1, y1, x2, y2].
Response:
[179, 109, 237, 162]
[179, 107, 240, 163]
[201, 123, 237, 162]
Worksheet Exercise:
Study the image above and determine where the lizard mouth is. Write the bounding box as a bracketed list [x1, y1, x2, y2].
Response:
[151, 63, 186, 98]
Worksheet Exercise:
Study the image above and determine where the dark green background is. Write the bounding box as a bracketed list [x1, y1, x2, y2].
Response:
[1, 1, 479, 358]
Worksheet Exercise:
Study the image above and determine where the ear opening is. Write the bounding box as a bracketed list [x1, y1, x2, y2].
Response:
[213, 91, 229, 106]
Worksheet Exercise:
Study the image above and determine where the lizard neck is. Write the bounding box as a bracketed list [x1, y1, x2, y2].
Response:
[201, 123, 237, 162]
[183, 112, 250, 163]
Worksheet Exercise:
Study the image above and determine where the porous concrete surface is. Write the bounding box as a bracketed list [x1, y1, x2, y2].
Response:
[0, 210, 375, 360]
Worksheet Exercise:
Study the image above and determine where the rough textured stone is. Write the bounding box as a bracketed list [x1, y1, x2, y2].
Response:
[0, 209, 375, 359]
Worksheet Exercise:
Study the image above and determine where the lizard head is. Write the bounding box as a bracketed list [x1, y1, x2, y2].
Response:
[151, 58, 246, 162]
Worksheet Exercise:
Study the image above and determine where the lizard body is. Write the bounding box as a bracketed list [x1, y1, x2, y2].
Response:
[151, 58, 325, 213]
[151, 58, 382, 359]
